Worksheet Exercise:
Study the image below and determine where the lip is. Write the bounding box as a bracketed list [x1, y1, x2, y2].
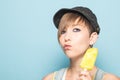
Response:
[63, 44, 72, 50]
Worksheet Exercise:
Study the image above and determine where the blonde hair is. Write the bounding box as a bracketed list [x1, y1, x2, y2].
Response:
[58, 13, 94, 38]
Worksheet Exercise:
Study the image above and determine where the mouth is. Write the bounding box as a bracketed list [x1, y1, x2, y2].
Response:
[63, 44, 72, 50]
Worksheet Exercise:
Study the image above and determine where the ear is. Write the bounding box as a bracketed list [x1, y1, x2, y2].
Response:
[89, 32, 98, 45]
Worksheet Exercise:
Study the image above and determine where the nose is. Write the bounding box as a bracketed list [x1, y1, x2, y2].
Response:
[64, 33, 71, 42]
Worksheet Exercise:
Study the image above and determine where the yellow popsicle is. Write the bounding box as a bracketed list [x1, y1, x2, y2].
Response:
[80, 48, 98, 70]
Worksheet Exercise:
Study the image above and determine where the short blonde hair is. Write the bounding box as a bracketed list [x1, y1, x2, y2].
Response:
[58, 13, 94, 38]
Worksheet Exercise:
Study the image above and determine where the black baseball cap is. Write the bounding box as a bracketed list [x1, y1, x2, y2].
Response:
[53, 6, 100, 34]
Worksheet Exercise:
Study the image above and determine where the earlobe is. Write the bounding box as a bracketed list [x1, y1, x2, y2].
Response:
[89, 32, 98, 45]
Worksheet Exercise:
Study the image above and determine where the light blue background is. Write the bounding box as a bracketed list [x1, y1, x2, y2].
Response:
[0, 0, 120, 80]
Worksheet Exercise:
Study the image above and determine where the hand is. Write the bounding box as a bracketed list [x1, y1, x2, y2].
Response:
[77, 70, 92, 80]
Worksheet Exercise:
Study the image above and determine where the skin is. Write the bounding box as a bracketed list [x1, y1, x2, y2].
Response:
[58, 22, 98, 80]
[43, 20, 120, 80]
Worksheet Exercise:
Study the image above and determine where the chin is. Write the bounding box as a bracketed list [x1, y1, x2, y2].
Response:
[65, 53, 83, 59]
[65, 53, 79, 59]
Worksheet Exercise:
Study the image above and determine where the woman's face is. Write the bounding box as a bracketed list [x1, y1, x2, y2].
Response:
[59, 22, 93, 58]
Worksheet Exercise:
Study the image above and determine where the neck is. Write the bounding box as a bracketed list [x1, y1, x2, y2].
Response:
[69, 56, 83, 74]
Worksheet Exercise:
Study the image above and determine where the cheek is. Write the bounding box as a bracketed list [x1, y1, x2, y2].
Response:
[73, 35, 90, 49]
[72, 37, 90, 55]
[59, 37, 64, 46]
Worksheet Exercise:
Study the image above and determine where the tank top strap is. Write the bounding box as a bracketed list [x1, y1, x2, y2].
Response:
[53, 68, 106, 80]
[94, 68, 106, 80]
[54, 68, 67, 80]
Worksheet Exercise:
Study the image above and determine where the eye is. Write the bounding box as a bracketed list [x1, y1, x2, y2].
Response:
[61, 30, 66, 34]
[73, 28, 81, 32]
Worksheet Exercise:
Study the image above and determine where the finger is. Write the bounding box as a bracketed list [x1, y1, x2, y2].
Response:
[79, 70, 92, 80]
[78, 76, 88, 80]
[79, 76, 92, 80]
[79, 70, 89, 76]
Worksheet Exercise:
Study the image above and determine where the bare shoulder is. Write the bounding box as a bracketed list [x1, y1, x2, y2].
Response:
[42, 73, 54, 80]
[103, 73, 120, 80]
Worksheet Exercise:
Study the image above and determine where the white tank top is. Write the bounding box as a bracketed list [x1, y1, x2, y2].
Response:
[53, 68, 106, 80]
[62, 68, 68, 80]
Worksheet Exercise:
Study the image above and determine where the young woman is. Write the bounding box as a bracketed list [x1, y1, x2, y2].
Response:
[43, 6, 120, 80]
